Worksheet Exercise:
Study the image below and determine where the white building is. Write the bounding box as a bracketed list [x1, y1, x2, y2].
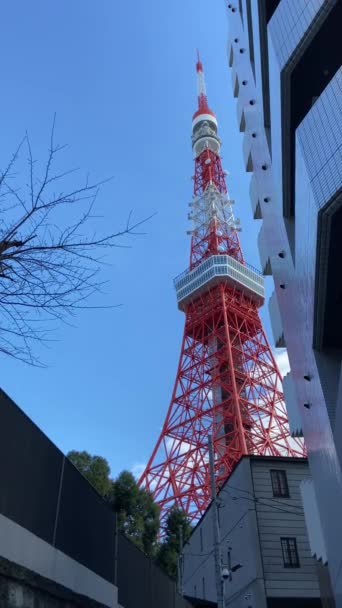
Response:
[225, 1, 342, 604]
[182, 456, 322, 608]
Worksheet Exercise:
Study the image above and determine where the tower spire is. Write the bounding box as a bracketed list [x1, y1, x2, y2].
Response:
[193, 53, 216, 122]
[191, 52, 242, 266]
[139, 54, 305, 531]
[196, 50, 208, 111]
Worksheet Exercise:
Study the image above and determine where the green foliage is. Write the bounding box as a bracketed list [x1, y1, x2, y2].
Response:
[68, 452, 160, 557]
[67, 450, 111, 497]
[110, 470, 160, 556]
[156, 507, 192, 580]
[156, 543, 178, 580]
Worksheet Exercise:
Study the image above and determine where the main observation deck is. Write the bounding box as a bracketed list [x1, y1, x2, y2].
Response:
[174, 254, 264, 311]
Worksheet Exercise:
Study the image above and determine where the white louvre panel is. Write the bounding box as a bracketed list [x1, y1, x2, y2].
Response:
[258, 222, 272, 275]
[282, 372, 304, 437]
[269, 290, 285, 347]
[174, 255, 264, 311]
[300, 479, 328, 564]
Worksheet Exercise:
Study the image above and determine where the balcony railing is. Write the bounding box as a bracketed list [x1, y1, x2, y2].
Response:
[174, 254, 264, 310]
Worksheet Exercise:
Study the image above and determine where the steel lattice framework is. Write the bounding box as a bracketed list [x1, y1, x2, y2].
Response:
[139, 55, 305, 527]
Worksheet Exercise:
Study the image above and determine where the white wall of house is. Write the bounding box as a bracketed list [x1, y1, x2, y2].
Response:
[182, 456, 320, 607]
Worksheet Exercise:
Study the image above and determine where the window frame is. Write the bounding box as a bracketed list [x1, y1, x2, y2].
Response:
[270, 468, 290, 498]
[281, 537, 300, 568]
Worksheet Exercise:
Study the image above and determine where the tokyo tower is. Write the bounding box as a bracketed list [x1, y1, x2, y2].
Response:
[139, 55, 305, 526]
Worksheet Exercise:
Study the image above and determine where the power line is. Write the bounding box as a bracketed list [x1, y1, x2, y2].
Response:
[223, 481, 304, 511]
[220, 487, 304, 517]
[222, 491, 304, 517]
[182, 509, 252, 584]
[182, 544, 213, 585]
[182, 485, 305, 587]
[183, 495, 305, 586]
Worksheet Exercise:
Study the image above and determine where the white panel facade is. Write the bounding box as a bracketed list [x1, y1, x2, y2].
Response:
[257, 221, 271, 275]
[226, 1, 342, 604]
[251, 459, 319, 599]
[300, 479, 328, 564]
[282, 372, 304, 437]
[268, 290, 285, 348]
[182, 456, 319, 606]
[182, 458, 266, 607]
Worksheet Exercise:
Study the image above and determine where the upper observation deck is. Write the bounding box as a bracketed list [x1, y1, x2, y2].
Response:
[174, 254, 264, 311]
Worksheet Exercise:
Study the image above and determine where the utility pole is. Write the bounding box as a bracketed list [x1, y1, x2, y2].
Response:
[177, 524, 184, 595]
[227, 546, 232, 582]
[114, 512, 118, 586]
[208, 434, 224, 608]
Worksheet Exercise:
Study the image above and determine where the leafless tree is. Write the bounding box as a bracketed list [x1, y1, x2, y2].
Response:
[0, 120, 149, 365]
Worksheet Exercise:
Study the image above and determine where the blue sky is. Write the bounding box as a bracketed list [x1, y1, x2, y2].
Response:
[0, 1, 286, 478]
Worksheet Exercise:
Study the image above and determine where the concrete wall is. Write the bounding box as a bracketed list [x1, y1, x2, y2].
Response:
[0, 389, 119, 608]
[0, 555, 116, 608]
[117, 533, 193, 608]
[0, 511, 118, 608]
[0, 390, 193, 608]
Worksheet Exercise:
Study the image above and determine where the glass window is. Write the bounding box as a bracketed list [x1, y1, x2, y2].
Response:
[270, 469, 290, 497]
[281, 537, 300, 568]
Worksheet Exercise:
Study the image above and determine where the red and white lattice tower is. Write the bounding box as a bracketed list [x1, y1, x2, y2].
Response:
[139, 55, 305, 526]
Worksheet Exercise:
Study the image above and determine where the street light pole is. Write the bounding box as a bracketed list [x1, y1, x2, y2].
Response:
[208, 434, 224, 608]
[178, 524, 184, 595]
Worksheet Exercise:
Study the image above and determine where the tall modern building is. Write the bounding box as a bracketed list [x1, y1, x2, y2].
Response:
[225, 1, 342, 605]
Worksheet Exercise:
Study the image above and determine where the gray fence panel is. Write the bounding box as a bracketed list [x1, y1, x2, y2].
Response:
[0, 390, 63, 544]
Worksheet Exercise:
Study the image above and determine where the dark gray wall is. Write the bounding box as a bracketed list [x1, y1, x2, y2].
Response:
[117, 533, 194, 608]
[0, 389, 116, 584]
[0, 388, 195, 608]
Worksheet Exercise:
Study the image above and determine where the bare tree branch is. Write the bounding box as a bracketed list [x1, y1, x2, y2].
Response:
[0, 124, 153, 365]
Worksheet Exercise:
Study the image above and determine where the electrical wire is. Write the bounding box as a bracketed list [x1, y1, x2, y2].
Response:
[222, 491, 304, 517]
[220, 486, 304, 517]
[182, 548, 213, 584]
[182, 490, 305, 585]
[222, 481, 304, 511]
[182, 509, 252, 584]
